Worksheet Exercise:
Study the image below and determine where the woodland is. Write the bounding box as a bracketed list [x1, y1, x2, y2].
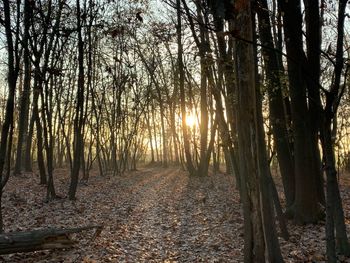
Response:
[0, 0, 349, 262]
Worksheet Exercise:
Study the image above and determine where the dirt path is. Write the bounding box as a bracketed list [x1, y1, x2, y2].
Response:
[109, 168, 242, 262]
[0, 167, 242, 262]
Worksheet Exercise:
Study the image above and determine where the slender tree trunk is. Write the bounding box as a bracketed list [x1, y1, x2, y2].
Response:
[32, 80, 47, 185]
[170, 108, 180, 164]
[304, 0, 325, 206]
[146, 109, 155, 163]
[0, 0, 20, 231]
[157, 91, 168, 168]
[40, 85, 56, 200]
[321, 0, 350, 257]
[69, 0, 85, 200]
[253, 20, 285, 259]
[196, 5, 209, 177]
[14, 0, 32, 175]
[177, 0, 195, 176]
[24, 111, 35, 172]
[151, 103, 160, 162]
[207, 62, 240, 189]
[256, 0, 295, 207]
[321, 119, 338, 262]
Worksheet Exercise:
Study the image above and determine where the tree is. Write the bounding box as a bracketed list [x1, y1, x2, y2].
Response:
[319, 0, 350, 260]
[279, 0, 323, 224]
[14, 0, 32, 175]
[176, 0, 196, 175]
[256, 0, 295, 208]
[29, 0, 65, 200]
[69, 0, 86, 200]
[0, 0, 21, 231]
[233, 0, 283, 261]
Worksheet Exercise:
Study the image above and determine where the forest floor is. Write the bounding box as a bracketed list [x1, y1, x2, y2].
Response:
[0, 166, 349, 262]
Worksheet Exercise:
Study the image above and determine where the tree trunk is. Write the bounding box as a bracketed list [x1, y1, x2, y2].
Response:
[14, 0, 32, 175]
[234, 0, 282, 261]
[146, 109, 155, 163]
[156, 89, 168, 168]
[39, 79, 56, 200]
[0, 0, 20, 232]
[196, 4, 209, 177]
[257, 0, 295, 208]
[32, 80, 47, 185]
[321, 0, 350, 257]
[304, 0, 325, 207]
[69, 0, 85, 200]
[0, 226, 102, 255]
[170, 108, 180, 164]
[24, 111, 35, 172]
[177, 0, 195, 176]
[280, 0, 322, 224]
[253, 19, 285, 257]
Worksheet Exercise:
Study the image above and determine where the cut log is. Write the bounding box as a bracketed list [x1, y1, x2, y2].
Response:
[0, 225, 102, 255]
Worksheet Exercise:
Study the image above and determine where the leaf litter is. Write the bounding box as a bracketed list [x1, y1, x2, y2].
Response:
[0, 167, 350, 262]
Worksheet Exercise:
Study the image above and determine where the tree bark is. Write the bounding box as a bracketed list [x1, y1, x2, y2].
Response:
[14, 0, 32, 175]
[0, 0, 20, 231]
[24, 111, 35, 172]
[177, 0, 196, 176]
[33, 78, 47, 185]
[196, 3, 209, 177]
[320, 0, 350, 257]
[69, 0, 85, 200]
[280, 0, 322, 224]
[234, 0, 282, 261]
[0, 226, 102, 255]
[304, 0, 325, 206]
[257, 0, 295, 208]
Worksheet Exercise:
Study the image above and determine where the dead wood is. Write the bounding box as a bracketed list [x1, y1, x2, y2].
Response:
[0, 225, 102, 255]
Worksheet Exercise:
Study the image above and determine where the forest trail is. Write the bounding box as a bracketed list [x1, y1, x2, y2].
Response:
[0, 167, 242, 262]
[110, 168, 242, 262]
[0, 167, 345, 262]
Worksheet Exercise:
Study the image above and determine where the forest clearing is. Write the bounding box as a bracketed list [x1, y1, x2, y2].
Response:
[0, 166, 347, 263]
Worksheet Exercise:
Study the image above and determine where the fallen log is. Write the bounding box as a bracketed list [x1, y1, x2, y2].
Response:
[0, 225, 102, 255]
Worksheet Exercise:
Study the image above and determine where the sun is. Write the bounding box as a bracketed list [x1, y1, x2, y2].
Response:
[185, 114, 196, 127]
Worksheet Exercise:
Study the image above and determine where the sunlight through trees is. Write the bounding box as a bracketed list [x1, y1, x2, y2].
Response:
[0, 0, 349, 261]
